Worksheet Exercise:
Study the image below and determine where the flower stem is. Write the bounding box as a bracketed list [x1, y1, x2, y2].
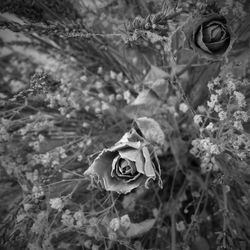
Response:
[171, 210, 176, 250]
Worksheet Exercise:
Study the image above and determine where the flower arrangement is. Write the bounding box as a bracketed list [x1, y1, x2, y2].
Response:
[0, 1, 250, 250]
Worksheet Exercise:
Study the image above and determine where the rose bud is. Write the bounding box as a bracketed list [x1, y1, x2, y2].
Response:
[184, 13, 234, 59]
[84, 128, 162, 194]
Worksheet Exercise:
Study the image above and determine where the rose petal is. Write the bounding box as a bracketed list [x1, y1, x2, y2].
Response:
[142, 147, 156, 178]
[111, 155, 121, 178]
[109, 140, 141, 152]
[102, 174, 144, 194]
[205, 37, 230, 53]
[118, 148, 145, 174]
[126, 172, 142, 183]
[195, 25, 212, 54]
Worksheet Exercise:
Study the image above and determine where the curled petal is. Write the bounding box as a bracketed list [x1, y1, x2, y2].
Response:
[205, 37, 230, 53]
[118, 128, 144, 143]
[142, 147, 156, 178]
[109, 141, 141, 152]
[196, 26, 212, 54]
[102, 175, 145, 194]
[111, 155, 121, 178]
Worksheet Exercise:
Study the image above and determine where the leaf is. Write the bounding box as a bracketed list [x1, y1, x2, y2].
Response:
[135, 117, 165, 145]
[123, 89, 161, 119]
[144, 66, 169, 100]
[144, 65, 169, 82]
[125, 218, 156, 238]
[146, 78, 169, 100]
[123, 66, 169, 119]
[122, 187, 145, 211]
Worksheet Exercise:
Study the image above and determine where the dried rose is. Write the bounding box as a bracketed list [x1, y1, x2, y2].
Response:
[84, 128, 162, 194]
[184, 14, 234, 59]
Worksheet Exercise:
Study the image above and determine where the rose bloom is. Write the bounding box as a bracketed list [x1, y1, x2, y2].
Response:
[84, 129, 162, 194]
[185, 13, 233, 59]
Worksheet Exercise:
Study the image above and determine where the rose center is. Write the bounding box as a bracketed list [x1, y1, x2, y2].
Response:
[208, 25, 222, 41]
[203, 23, 225, 43]
[119, 159, 136, 175]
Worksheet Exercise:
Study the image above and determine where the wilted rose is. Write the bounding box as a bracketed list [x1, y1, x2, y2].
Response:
[84, 128, 162, 194]
[185, 14, 233, 59]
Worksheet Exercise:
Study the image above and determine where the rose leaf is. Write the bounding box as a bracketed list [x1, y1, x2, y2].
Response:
[124, 218, 156, 238]
[123, 89, 161, 119]
[135, 117, 165, 145]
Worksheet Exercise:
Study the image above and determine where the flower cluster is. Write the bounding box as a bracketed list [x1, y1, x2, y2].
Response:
[29, 146, 67, 168]
[191, 74, 250, 171]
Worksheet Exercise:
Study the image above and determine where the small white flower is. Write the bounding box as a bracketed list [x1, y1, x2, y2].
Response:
[227, 79, 236, 91]
[207, 81, 214, 90]
[38, 134, 45, 142]
[234, 91, 246, 107]
[207, 94, 218, 109]
[116, 72, 123, 82]
[95, 81, 103, 89]
[123, 90, 132, 104]
[214, 104, 222, 113]
[193, 115, 203, 125]
[176, 221, 186, 232]
[97, 67, 103, 74]
[110, 218, 120, 231]
[77, 155, 83, 161]
[120, 214, 131, 229]
[179, 103, 189, 113]
[210, 144, 220, 154]
[197, 105, 206, 113]
[116, 94, 123, 101]
[218, 111, 227, 121]
[110, 70, 116, 79]
[234, 121, 243, 130]
[82, 122, 90, 128]
[237, 152, 246, 160]
[80, 75, 87, 82]
[83, 239, 92, 249]
[108, 232, 117, 241]
[205, 122, 214, 131]
[61, 209, 74, 227]
[74, 211, 87, 227]
[50, 197, 64, 211]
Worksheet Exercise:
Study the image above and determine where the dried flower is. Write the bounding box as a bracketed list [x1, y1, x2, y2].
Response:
[184, 13, 233, 59]
[84, 128, 162, 194]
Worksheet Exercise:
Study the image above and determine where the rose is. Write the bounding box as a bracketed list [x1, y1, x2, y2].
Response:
[84, 128, 162, 194]
[185, 14, 233, 59]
